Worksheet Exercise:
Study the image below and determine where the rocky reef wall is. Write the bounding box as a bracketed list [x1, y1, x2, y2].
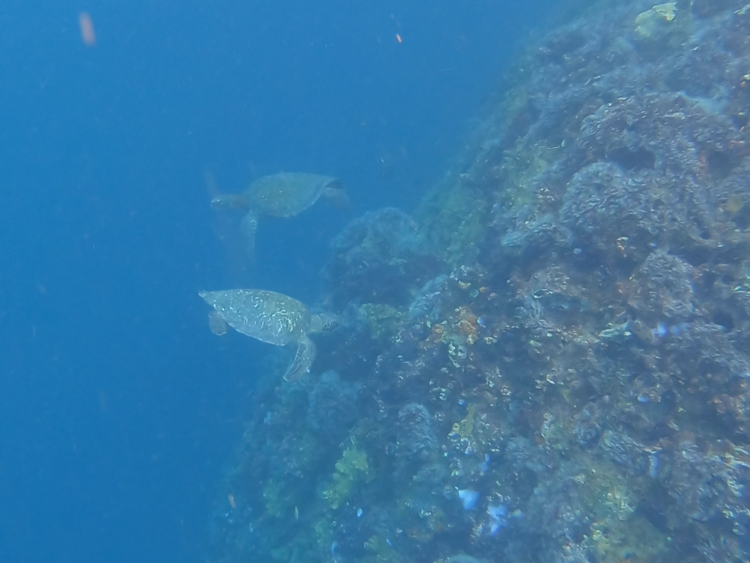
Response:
[208, 1, 750, 562]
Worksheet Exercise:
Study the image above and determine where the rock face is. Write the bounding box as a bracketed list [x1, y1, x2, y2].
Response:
[207, 2, 750, 563]
[321, 207, 444, 310]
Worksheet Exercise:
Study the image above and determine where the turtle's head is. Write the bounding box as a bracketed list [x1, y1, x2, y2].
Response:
[310, 312, 340, 334]
[322, 179, 350, 210]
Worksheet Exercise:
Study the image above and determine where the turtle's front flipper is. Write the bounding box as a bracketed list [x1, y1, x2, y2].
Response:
[208, 310, 228, 336]
[283, 336, 316, 382]
[211, 194, 247, 210]
[240, 212, 259, 260]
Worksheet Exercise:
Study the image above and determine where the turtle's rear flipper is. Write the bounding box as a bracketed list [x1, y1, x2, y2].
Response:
[240, 212, 259, 261]
[284, 336, 316, 382]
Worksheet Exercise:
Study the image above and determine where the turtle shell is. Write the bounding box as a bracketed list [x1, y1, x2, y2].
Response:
[244, 173, 340, 217]
[199, 289, 310, 346]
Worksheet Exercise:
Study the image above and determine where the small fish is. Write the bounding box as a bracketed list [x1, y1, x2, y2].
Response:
[652, 322, 668, 339]
[458, 489, 479, 510]
[294, 506, 299, 521]
[357, 508, 363, 518]
[487, 504, 508, 534]
[488, 504, 506, 520]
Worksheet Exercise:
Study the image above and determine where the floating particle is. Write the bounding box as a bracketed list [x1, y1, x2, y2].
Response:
[79, 12, 96, 46]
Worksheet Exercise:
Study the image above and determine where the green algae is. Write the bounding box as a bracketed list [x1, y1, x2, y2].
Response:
[590, 515, 667, 563]
[322, 437, 370, 510]
[635, 2, 677, 38]
[575, 458, 670, 563]
[450, 404, 477, 440]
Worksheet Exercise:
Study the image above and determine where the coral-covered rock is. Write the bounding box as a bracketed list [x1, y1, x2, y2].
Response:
[322, 207, 444, 310]
[623, 250, 697, 325]
[307, 370, 360, 442]
[394, 403, 438, 475]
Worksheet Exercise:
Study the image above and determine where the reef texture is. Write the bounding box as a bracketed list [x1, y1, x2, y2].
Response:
[208, 1, 750, 562]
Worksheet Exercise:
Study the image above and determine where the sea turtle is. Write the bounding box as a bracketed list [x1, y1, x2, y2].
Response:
[211, 172, 348, 259]
[199, 288, 337, 381]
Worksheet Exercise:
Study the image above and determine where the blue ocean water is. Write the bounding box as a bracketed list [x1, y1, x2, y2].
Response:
[0, 1, 562, 561]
